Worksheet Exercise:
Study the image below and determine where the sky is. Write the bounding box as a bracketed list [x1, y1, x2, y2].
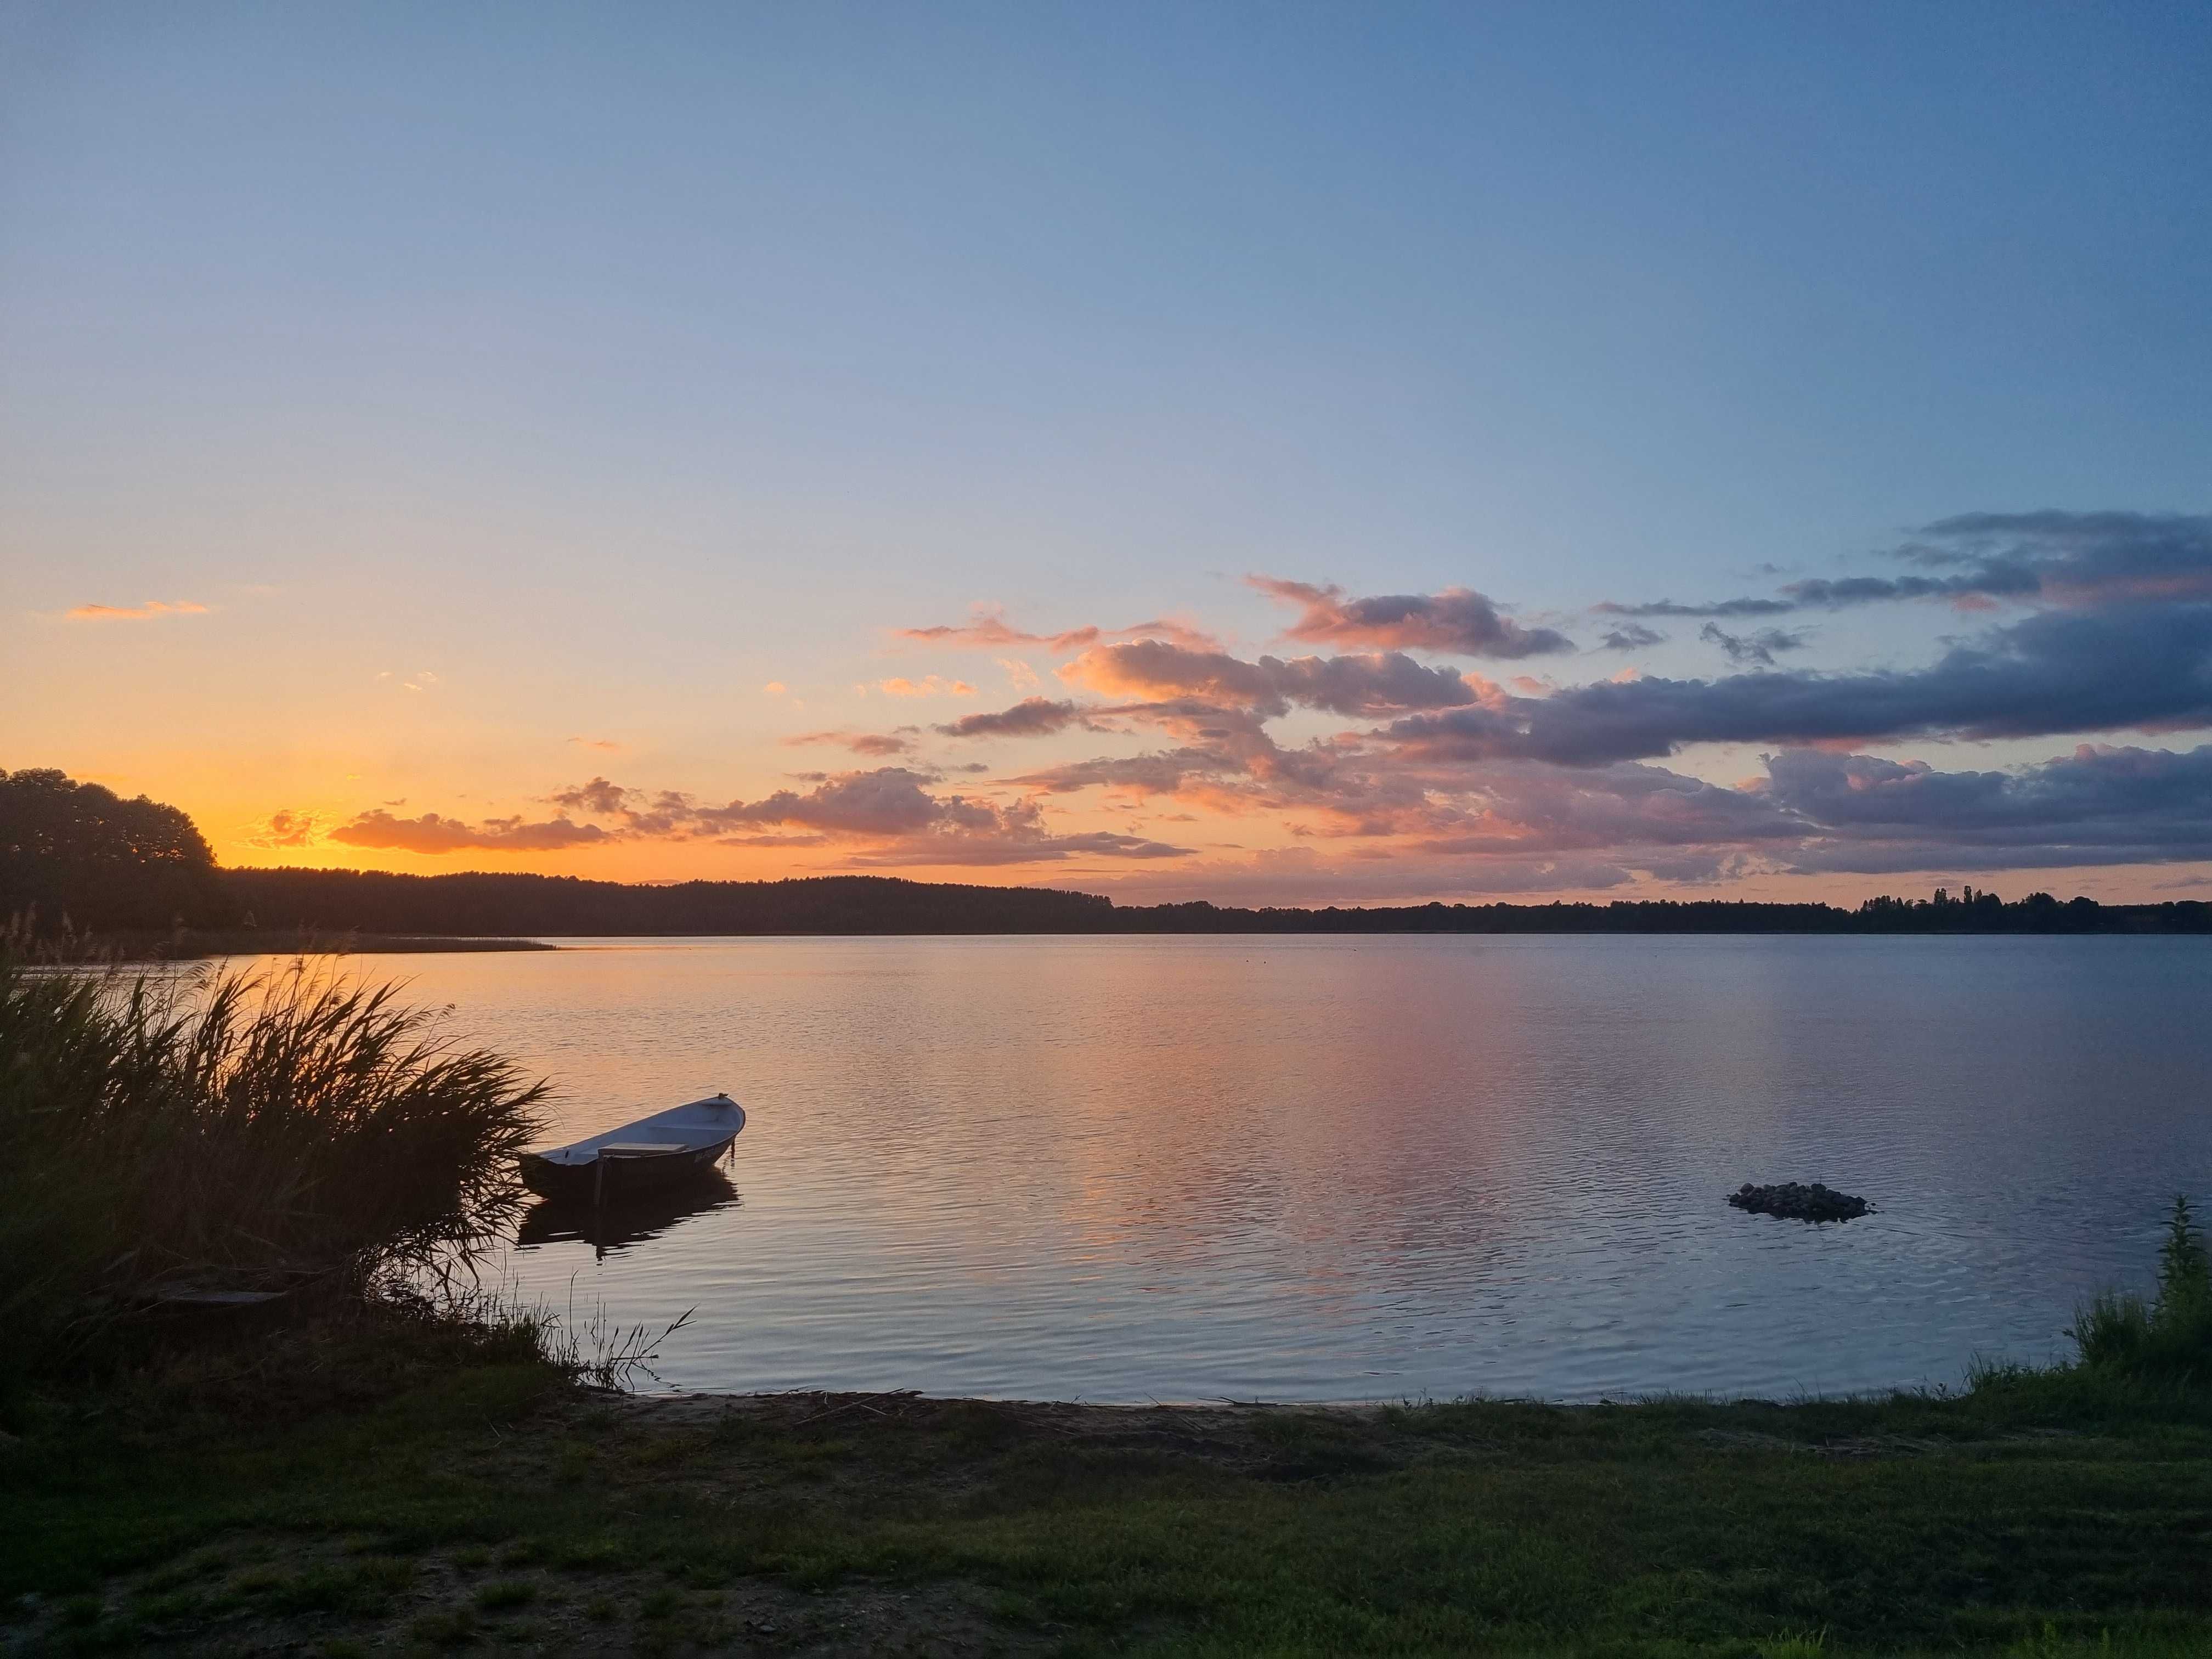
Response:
[5, 2, 2211, 906]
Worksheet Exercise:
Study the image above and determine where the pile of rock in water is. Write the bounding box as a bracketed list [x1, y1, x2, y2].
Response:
[1727, 1181, 1871, 1222]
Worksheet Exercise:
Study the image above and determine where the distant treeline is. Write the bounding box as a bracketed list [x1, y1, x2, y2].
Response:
[8, 768, 2209, 939]
[221, 867, 2212, 936]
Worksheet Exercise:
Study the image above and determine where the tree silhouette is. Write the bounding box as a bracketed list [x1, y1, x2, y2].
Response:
[1, 768, 230, 933]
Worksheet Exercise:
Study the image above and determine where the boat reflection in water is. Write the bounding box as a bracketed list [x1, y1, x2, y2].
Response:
[515, 1166, 742, 1260]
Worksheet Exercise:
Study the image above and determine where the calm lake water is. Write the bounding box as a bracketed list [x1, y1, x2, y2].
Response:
[295, 934, 2212, 1402]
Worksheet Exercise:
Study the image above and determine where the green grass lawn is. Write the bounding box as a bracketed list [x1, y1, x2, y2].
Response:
[6, 1333, 2211, 1657]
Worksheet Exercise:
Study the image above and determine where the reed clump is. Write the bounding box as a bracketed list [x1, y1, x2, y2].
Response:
[1963, 1195, 2212, 1423]
[0, 954, 548, 1386]
[2067, 1196, 2212, 1383]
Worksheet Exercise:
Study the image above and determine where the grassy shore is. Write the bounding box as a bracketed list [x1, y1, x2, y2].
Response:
[7, 1322, 2212, 1658]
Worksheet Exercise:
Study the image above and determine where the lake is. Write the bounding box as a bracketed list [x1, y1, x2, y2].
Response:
[318, 934, 2212, 1402]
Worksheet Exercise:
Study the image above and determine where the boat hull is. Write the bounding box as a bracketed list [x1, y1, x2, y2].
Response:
[518, 1136, 736, 1199]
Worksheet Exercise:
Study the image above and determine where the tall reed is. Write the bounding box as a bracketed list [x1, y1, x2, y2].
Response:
[0, 955, 547, 1380]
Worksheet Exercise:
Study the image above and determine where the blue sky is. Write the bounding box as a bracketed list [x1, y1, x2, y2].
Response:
[6, 3, 2210, 901]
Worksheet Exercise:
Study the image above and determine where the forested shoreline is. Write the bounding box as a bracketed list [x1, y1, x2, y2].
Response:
[8, 767, 2209, 939]
[221, 865, 2212, 936]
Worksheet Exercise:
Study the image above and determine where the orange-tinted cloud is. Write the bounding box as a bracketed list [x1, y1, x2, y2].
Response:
[243, 809, 319, 848]
[65, 600, 210, 622]
[896, 606, 1220, 654]
[874, 676, 977, 698]
[329, 809, 613, 853]
[319, 766, 1197, 867]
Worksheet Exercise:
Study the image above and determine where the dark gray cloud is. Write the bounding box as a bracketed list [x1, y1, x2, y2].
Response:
[1602, 595, 1800, 619]
[1251, 575, 1575, 658]
[711, 768, 953, 838]
[934, 697, 1092, 739]
[1600, 511, 2212, 619]
[548, 776, 630, 815]
[784, 729, 917, 757]
[1064, 640, 1479, 718]
[1387, 601, 2212, 767]
[1599, 623, 1667, 651]
[1409, 761, 1803, 855]
[1774, 744, 2186, 834]
[1699, 622, 1809, 666]
[1767, 743, 2212, 870]
[1013, 748, 1233, 796]
[708, 769, 1194, 861]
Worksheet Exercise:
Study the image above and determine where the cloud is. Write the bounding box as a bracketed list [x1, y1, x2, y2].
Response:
[243, 809, 319, 849]
[449, 767, 1201, 865]
[874, 676, 977, 698]
[295, 509, 2212, 892]
[1385, 601, 2212, 767]
[1062, 640, 1482, 718]
[1764, 743, 2212, 872]
[763, 682, 788, 696]
[934, 697, 1094, 739]
[568, 736, 624, 752]
[65, 600, 209, 622]
[1251, 576, 1574, 658]
[1404, 761, 1804, 856]
[713, 768, 952, 837]
[895, 606, 1220, 654]
[328, 809, 614, 853]
[786, 729, 916, 757]
[1600, 595, 1802, 619]
[1699, 622, 1809, 666]
[711, 767, 1193, 862]
[1602, 511, 2212, 619]
[1013, 749, 1233, 797]
[546, 776, 631, 815]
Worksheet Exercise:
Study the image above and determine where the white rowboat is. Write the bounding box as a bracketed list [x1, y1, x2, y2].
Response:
[518, 1093, 746, 1200]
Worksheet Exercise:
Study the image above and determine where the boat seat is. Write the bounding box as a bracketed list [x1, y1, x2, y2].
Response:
[600, 1142, 689, 1156]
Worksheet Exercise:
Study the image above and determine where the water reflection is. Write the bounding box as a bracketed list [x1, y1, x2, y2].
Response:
[516, 1167, 742, 1259]
[227, 934, 2212, 1401]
